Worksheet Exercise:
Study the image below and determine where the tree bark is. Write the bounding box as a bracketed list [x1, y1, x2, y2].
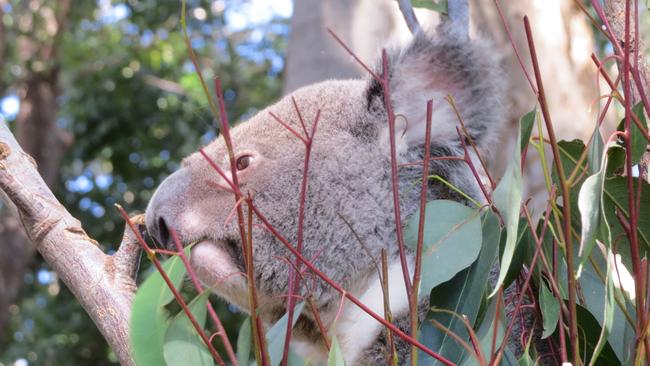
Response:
[0, 121, 140, 365]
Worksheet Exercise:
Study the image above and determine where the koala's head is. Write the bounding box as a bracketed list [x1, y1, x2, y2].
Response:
[145, 31, 503, 331]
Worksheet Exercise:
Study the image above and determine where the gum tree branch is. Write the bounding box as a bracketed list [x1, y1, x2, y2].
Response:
[0, 120, 141, 366]
[396, 0, 421, 34]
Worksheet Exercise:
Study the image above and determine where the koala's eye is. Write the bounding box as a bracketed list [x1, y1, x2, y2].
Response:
[236, 155, 254, 171]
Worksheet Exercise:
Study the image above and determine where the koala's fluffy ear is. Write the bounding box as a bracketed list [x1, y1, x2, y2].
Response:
[362, 30, 503, 153]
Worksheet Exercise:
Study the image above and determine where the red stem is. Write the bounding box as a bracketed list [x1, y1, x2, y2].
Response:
[170, 230, 237, 364]
[409, 100, 433, 365]
[524, 16, 579, 364]
[282, 108, 321, 365]
[213, 78, 269, 366]
[620, 1, 649, 359]
[380, 49, 414, 297]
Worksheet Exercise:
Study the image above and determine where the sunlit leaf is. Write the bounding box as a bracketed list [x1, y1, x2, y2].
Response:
[404, 200, 482, 297]
[163, 290, 213, 366]
[130, 250, 189, 366]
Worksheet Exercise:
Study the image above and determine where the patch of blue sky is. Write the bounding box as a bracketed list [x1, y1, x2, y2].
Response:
[140, 29, 154, 47]
[79, 197, 92, 210]
[0, 94, 19, 120]
[37, 269, 54, 285]
[224, 0, 293, 32]
[191, 37, 206, 49]
[67, 175, 94, 194]
[97, 0, 130, 24]
[91, 204, 106, 218]
[95, 174, 113, 190]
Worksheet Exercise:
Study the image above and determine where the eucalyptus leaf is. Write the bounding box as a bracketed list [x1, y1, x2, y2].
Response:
[615, 102, 648, 163]
[410, 0, 448, 13]
[576, 170, 604, 277]
[130, 250, 189, 366]
[490, 110, 527, 296]
[327, 336, 346, 366]
[163, 290, 213, 366]
[588, 126, 604, 174]
[237, 317, 252, 366]
[266, 302, 306, 366]
[404, 200, 482, 297]
[459, 298, 508, 366]
[538, 281, 559, 338]
[519, 109, 536, 153]
[418, 211, 500, 365]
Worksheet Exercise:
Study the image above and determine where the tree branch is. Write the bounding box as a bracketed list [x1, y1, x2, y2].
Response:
[396, 0, 421, 34]
[0, 120, 140, 366]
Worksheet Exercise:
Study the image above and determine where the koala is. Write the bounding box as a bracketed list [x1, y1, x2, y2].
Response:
[145, 5, 505, 365]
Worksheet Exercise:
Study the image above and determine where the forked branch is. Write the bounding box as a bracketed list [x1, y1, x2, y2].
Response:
[0, 120, 141, 366]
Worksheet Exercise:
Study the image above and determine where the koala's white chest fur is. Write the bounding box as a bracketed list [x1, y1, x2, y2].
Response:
[293, 258, 413, 365]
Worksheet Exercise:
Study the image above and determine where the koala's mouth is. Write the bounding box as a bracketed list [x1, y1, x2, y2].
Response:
[192, 237, 246, 274]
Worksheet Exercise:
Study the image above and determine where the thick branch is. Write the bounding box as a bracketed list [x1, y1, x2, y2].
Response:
[0, 121, 140, 366]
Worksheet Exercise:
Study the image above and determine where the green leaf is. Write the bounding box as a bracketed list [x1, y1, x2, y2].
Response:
[588, 251, 616, 366]
[517, 352, 535, 366]
[538, 281, 559, 338]
[418, 211, 500, 365]
[410, 0, 448, 13]
[130, 250, 189, 366]
[404, 200, 482, 297]
[163, 290, 213, 366]
[236, 318, 252, 366]
[327, 336, 346, 366]
[575, 304, 621, 365]
[588, 126, 604, 174]
[266, 302, 306, 366]
[519, 109, 536, 153]
[490, 110, 526, 296]
[459, 298, 509, 366]
[578, 252, 632, 363]
[602, 176, 650, 260]
[616, 102, 648, 163]
[576, 170, 604, 277]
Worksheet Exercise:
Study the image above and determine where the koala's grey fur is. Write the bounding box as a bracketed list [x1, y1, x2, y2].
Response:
[145, 8, 506, 365]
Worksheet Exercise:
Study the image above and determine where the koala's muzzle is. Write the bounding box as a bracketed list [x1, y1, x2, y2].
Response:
[145, 168, 191, 248]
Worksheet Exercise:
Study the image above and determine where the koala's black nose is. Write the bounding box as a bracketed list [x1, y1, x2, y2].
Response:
[156, 217, 171, 247]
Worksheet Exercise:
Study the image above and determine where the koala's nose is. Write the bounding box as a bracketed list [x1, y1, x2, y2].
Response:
[156, 217, 171, 247]
[145, 168, 191, 248]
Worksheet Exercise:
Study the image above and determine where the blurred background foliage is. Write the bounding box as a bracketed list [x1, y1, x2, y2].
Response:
[0, 0, 290, 364]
